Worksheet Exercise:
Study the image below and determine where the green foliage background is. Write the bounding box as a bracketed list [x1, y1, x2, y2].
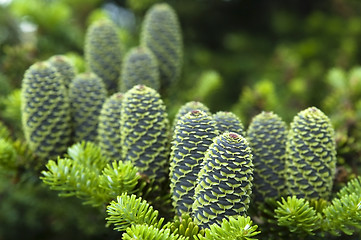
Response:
[1, 0, 361, 239]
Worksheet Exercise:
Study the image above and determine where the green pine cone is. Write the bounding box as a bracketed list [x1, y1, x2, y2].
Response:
[213, 111, 245, 136]
[169, 110, 218, 216]
[98, 92, 124, 161]
[172, 101, 210, 131]
[85, 19, 122, 92]
[69, 73, 107, 143]
[47, 55, 76, 89]
[140, 3, 183, 90]
[286, 107, 336, 200]
[21, 62, 71, 159]
[120, 46, 160, 92]
[192, 132, 253, 229]
[247, 111, 287, 205]
[120, 85, 170, 183]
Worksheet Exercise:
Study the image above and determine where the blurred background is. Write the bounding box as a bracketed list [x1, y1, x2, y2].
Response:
[1, 0, 361, 239]
[2, 0, 361, 120]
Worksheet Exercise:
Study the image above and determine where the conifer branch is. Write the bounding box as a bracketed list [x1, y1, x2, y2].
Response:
[170, 214, 205, 240]
[0, 121, 11, 140]
[106, 193, 168, 232]
[0, 89, 22, 133]
[99, 161, 139, 199]
[275, 196, 322, 236]
[0, 138, 17, 170]
[0, 121, 37, 171]
[66, 141, 108, 170]
[275, 181, 361, 238]
[41, 142, 139, 207]
[322, 176, 361, 236]
[122, 224, 187, 240]
[196, 215, 260, 240]
[337, 175, 361, 197]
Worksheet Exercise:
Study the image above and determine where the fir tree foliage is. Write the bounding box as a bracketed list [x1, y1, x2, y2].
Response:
[322, 67, 361, 166]
[0, 121, 36, 170]
[0, 138, 17, 170]
[98, 92, 124, 161]
[275, 196, 322, 236]
[69, 72, 107, 143]
[120, 84, 170, 184]
[21, 61, 71, 160]
[255, 197, 291, 240]
[122, 224, 187, 240]
[107, 196, 196, 240]
[192, 132, 253, 229]
[337, 175, 361, 197]
[141, 3, 183, 90]
[120, 46, 160, 92]
[246, 111, 287, 205]
[213, 111, 245, 136]
[41, 141, 139, 207]
[0, 89, 22, 133]
[169, 109, 218, 216]
[196, 215, 260, 240]
[84, 19, 122, 92]
[47, 55, 76, 89]
[170, 214, 205, 240]
[285, 106, 336, 200]
[106, 193, 168, 232]
[322, 176, 361, 236]
[274, 176, 361, 237]
[0, 121, 11, 140]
